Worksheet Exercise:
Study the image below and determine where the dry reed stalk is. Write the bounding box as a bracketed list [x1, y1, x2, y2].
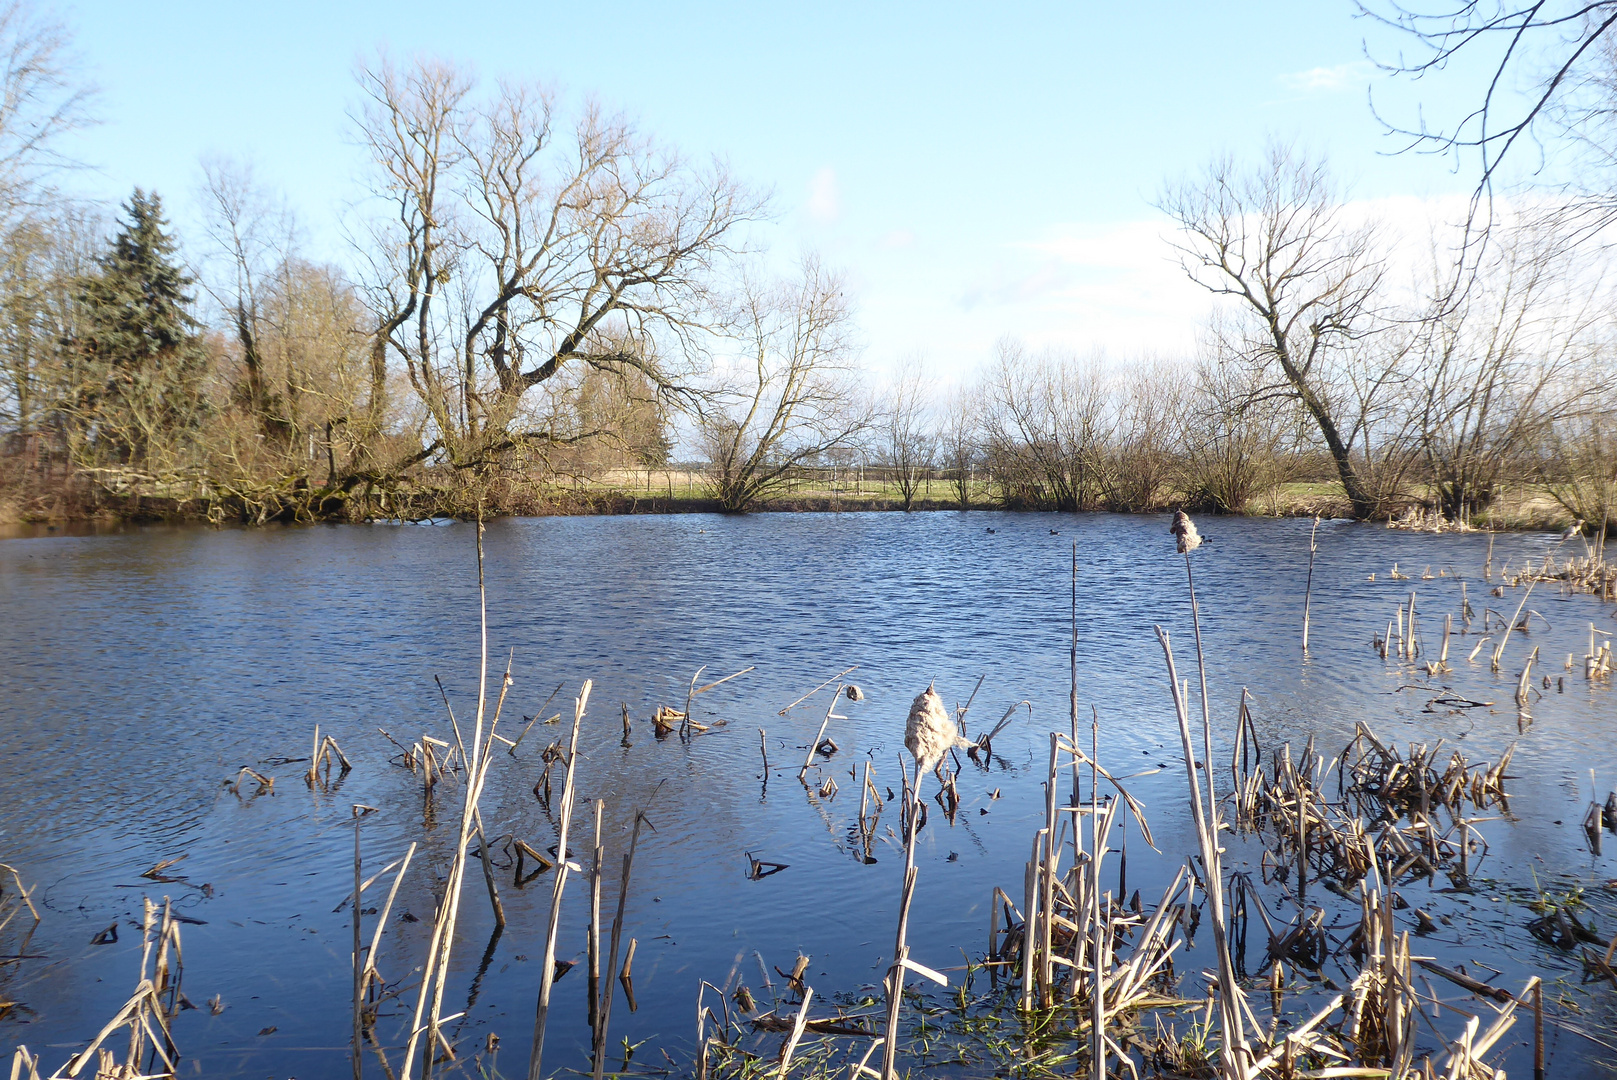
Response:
[1491, 576, 1539, 671]
[775, 986, 814, 1078]
[352, 816, 363, 1080]
[305, 730, 354, 787]
[359, 843, 417, 1026]
[886, 750, 924, 1080]
[778, 666, 858, 715]
[1157, 628, 1249, 1078]
[587, 800, 605, 1036]
[1086, 720, 1105, 1080]
[1040, 734, 1061, 1006]
[678, 665, 755, 739]
[0, 865, 40, 930]
[801, 687, 846, 776]
[54, 897, 183, 1079]
[1302, 516, 1319, 652]
[508, 683, 563, 756]
[473, 807, 504, 929]
[593, 808, 650, 1080]
[401, 518, 518, 1080]
[1020, 826, 1041, 1012]
[525, 680, 590, 1080]
[1408, 591, 1419, 658]
[227, 767, 273, 796]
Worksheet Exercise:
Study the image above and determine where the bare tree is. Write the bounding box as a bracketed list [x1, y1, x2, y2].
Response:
[1181, 347, 1303, 514]
[351, 55, 762, 486]
[0, 0, 97, 444]
[1160, 145, 1392, 519]
[0, 1, 94, 217]
[698, 259, 870, 512]
[1362, 2, 1617, 204]
[1542, 372, 1617, 538]
[1112, 357, 1190, 511]
[979, 339, 1118, 512]
[0, 206, 99, 439]
[197, 156, 297, 431]
[936, 384, 980, 509]
[1415, 220, 1602, 519]
[879, 355, 934, 510]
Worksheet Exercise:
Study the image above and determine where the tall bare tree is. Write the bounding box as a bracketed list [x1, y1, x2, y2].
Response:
[0, 0, 96, 445]
[352, 55, 762, 485]
[698, 259, 870, 512]
[1160, 145, 1391, 519]
[197, 156, 295, 431]
[0, 1, 93, 217]
[1542, 374, 1617, 538]
[0, 206, 98, 440]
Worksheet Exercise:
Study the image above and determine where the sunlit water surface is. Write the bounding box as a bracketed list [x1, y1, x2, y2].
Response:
[0, 513, 1613, 1077]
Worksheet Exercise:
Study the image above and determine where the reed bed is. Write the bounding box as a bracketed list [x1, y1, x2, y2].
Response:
[12, 898, 185, 1080]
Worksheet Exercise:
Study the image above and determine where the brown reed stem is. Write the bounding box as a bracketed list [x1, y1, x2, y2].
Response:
[526, 680, 590, 1080]
[880, 755, 920, 1080]
[352, 816, 362, 1080]
[1157, 625, 1249, 1078]
[1089, 717, 1104, 1080]
[1302, 515, 1319, 652]
[587, 800, 604, 1035]
[594, 805, 651, 1080]
[1183, 552, 1221, 841]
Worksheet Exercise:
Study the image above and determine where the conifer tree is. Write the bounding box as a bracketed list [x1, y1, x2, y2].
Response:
[76, 189, 209, 464]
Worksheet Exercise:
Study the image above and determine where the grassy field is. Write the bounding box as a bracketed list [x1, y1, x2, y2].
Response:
[564, 470, 1583, 530]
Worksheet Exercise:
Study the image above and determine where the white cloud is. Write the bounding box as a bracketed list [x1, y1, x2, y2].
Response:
[1277, 60, 1375, 94]
[878, 228, 915, 249]
[932, 217, 1210, 361]
[806, 166, 840, 223]
[845, 193, 1527, 386]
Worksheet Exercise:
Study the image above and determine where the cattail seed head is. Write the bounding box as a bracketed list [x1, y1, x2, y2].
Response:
[1171, 510, 1202, 554]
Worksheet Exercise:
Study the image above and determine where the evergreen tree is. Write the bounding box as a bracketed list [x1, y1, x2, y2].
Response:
[76, 189, 209, 463]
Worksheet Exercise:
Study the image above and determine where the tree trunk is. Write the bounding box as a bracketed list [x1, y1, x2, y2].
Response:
[1272, 339, 1377, 520]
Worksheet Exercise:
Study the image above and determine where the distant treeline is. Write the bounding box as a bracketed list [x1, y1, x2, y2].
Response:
[0, 16, 1612, 530]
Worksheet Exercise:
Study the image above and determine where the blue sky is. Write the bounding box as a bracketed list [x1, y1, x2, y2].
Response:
[55, 1, 1504, 381]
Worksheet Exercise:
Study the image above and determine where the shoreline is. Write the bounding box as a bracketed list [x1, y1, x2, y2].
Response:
[0, 489, 1584, 541]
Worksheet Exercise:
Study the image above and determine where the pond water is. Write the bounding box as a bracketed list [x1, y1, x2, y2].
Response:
[0, 512, 1613, 1077]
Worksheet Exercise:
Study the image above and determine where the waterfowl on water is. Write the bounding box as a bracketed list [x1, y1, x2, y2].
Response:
[985, 527, 995, 534]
